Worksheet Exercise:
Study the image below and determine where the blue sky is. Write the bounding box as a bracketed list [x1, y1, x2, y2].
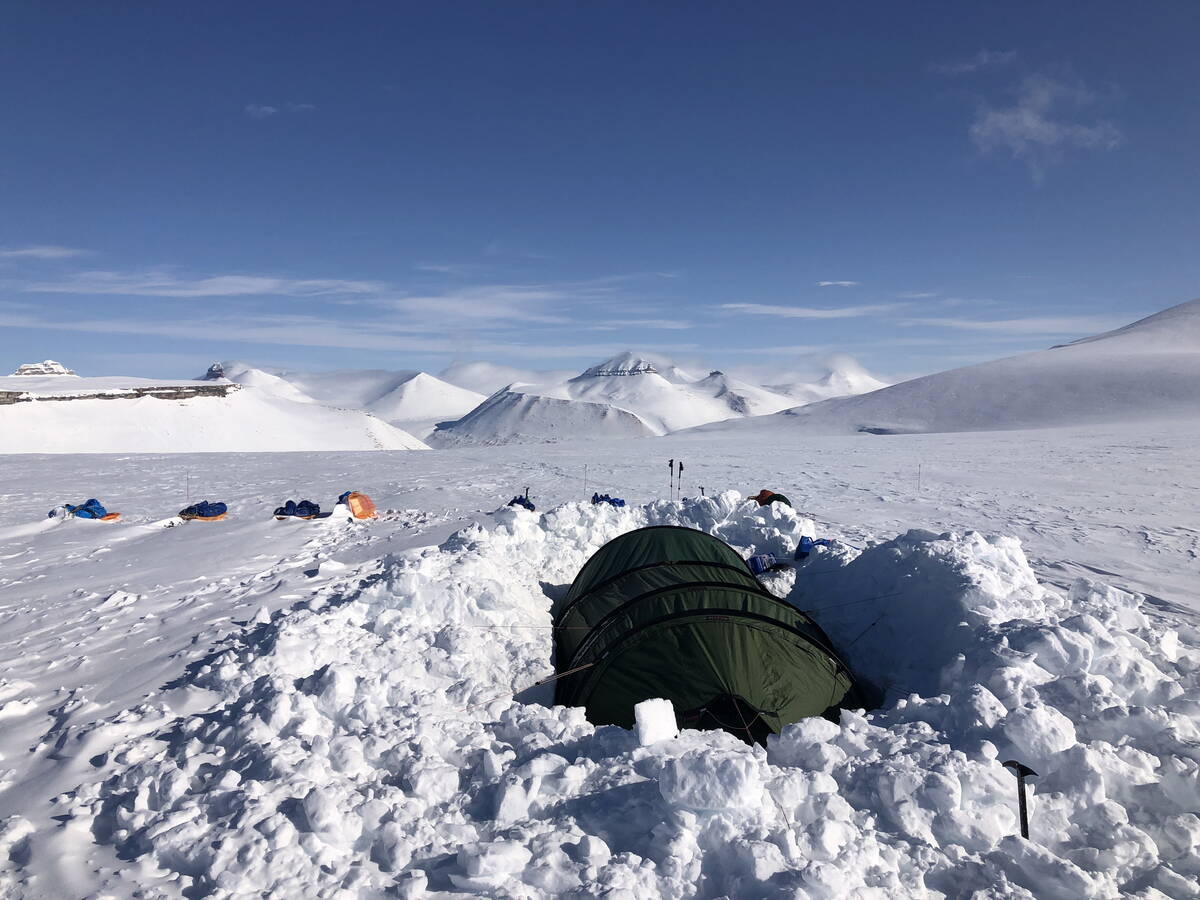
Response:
[1, 2, 1196, 382]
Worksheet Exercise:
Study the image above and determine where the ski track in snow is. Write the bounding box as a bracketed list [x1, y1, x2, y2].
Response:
[0, 422, 1197, 898]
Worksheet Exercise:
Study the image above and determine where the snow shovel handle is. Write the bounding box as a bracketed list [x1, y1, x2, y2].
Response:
[1002, 760, 1038, 840]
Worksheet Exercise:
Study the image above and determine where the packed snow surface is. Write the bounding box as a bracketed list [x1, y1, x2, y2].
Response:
[0, 421, 1197, 897]
[708, 298, 1200, 436]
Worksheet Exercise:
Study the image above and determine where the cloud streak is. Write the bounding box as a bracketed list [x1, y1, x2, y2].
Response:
[932, 49, 1018, 75]
[0, 307, 694, 360]
[816, 281, 859, 287]
[906, 314, 1126, 335]
[25, 270, 383, 297]
[0, 245, 90, 259]
[244, 102, 315, 118]
[719, 302, 901, 319]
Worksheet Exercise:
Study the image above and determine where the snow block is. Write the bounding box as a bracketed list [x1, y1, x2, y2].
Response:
[635, 698, 678, 745]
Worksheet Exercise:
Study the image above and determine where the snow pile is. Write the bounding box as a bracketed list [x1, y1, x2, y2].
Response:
[20, 493, 1196, 897]
[708, 298, 1200, 436]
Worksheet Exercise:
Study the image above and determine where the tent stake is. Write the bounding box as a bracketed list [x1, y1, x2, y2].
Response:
[1002, 760, 1038, 839]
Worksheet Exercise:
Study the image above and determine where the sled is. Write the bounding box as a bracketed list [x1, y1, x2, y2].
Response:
[99, 512, 122, 522]
[340, 491, 377, 520]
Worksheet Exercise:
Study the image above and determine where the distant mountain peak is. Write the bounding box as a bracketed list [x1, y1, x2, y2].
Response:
[11, 360, 76, 376]
[577, 352, 659, 378]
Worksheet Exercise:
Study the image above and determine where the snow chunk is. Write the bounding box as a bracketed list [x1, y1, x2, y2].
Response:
[634, 698, 678, 746]
[659, 749, 765, 811]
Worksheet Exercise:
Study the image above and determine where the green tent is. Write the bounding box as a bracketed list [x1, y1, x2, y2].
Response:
[552, 526, 868, 743]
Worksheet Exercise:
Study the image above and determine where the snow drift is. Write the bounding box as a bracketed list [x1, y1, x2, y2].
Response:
[20, 493, 1197, 897]
[709, 298, 1200, 436]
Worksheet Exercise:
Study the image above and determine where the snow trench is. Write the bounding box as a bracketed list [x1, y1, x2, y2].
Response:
[9, 492, 1198, 898]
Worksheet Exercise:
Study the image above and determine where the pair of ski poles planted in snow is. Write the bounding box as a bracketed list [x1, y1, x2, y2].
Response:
[667, 458, 685, 501]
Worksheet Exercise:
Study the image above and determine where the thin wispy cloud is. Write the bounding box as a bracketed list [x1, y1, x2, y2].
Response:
[593, 318, 693, 331]
[932, 49, 1018, 75]
[898, 291, 938, 299]
[482, 240, 552, 260]
[413, 262, 480, 276]
[906, 314, 1126, 334]
[25, 270, 382, 297]
[386, 285, 576, 324]
[969, 72, 1122, 181]
[244, 102, 315, 119]
[816, 280, 860, 287]
[719, 302, 901, 319]
[0, 245, 90, 259]
[737, 344, 829, 356]
[0, 307, 694, 360]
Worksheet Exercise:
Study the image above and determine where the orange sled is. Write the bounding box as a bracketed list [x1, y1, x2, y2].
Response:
[342, 492, 378, 520]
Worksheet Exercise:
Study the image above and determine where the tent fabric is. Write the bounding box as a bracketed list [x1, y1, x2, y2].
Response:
[552, 526, 865, 743]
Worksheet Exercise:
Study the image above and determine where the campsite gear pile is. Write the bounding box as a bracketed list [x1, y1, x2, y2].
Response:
[338, 491, 378, 520]
[749, 489, 791, 507]
[590, 493, 626, 508]
[551, 525, 866, 744]
[39, 490, 382, 525]
[179, 500, 228, 521]
[795, 536, 834, 559]
[274, 499, 324, 520]
[747, 553, 778, 575]
[48, 499, 121, 521]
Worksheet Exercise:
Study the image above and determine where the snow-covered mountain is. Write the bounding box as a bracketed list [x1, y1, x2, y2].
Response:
[364, 372, 486, 436]
[767, 355, 890, 405]
[212, 360, 320, 406]
[439, 360, 575, 396]
[430, 352, 801, 446]
[702, 298, 1200, 436]
[0, 368, 428, 453]
[428, 390, 657, 447]
[216, 362, 485, 438]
